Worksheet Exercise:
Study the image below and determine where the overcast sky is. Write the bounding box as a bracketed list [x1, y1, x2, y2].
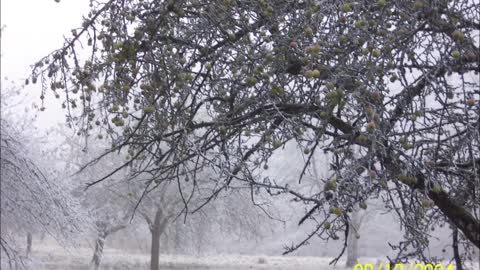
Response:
[1, 0, 90, 128]
[1, 0, 91, 80]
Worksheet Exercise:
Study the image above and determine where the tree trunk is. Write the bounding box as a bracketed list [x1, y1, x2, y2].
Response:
[90, 223, 127, 270]
[452, 227, 464, 270]
[346, 206, 360, 267]
[174, 222, 181, 252]
[150, 208, 169, 270]
[150, 224, 161, 270]
[39, 231, 46, 242]
[428, 189, 480, 248]
[26, 232, 32, 257]
[91, 230, 107, 270]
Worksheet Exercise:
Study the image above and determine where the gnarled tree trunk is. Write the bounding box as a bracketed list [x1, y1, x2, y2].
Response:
[347, 203, 369, 268]
[91, 230, 107, 270]
[346, 207, 360, 267]
[90, 223, 127, 270]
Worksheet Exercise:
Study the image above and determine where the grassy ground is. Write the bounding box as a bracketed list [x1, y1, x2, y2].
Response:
[22, 243, 480, 270]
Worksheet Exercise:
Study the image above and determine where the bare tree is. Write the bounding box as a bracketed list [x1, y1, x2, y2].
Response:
[89, 220, 128, 270]
[134, 183, 179, 270]
[49, 130, 136, 270]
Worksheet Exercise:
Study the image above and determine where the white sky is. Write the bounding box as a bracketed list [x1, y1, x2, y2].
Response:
[1, 0, 90, 128]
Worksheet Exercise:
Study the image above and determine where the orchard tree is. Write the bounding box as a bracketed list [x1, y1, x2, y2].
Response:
[31, 0, 479, 267]
[47, 128, 137, 270]
[164, 188, 273, 255]
[128, 181, 180, 270]
[129, 166, 269, 269]
[0, 84, 89, 270]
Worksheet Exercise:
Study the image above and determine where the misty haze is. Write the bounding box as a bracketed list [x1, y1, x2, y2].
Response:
[1, 0, 479, 270]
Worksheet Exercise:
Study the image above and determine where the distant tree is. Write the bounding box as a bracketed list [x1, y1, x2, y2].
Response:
[171, 188, 271, 255]
[128, 182, 179, 270]
[32, 0, 479, 267]
[129, 169, 268, 269]
[47, 129, 135, 270]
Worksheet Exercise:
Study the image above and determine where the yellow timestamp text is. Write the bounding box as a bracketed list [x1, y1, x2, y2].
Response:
[353, 263, 454, 270]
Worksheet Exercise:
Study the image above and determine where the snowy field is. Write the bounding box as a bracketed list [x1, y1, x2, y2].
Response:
[30, 246, 348, 270]
[25, 245, 479, 270]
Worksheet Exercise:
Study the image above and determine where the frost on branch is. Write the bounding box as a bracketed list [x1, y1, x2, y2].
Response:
[0, 119, 90, 269]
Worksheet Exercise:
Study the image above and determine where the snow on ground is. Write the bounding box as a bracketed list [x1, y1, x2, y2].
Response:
[34, 246, 347, 270]
[29, 244, 479, 270]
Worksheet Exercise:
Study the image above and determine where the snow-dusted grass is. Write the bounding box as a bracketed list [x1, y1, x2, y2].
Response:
[29, 244, 479, 270]
[34, 246, 348, 270]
